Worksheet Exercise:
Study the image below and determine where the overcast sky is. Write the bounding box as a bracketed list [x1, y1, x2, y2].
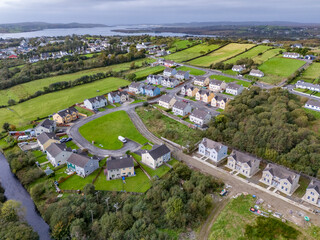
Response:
[0, 0, 320, 25]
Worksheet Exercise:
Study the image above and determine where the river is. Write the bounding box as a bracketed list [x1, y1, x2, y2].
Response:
[0, 152, 51, 240]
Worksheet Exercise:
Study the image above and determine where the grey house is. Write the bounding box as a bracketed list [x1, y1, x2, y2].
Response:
[105, 155, 135, 180]
[46, 143, 72, 167]
[83, 95, 108, 110]
[34, 119, 56, 136]
[303, 179, 320, 207]
[172, 101, 192, 116]
[67, 153, 99, 177]
[141, 144, 171, 169]
[198, 138, 228, 163]
[305, 99, 320, 111]
[189, 109, 212, 126]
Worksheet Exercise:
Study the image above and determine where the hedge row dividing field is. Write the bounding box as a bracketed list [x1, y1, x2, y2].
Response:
[0, 77, 129, 127]
[168, 40, 197, 52]
[164, 44, 220, 62]
[252, 48, 284, 64]
[224, 45, 272, 64]
[187, 43, 255, 67]
[0, 58, 154, 106]
[300, 62, 320, 83]
[127, 65, 166, 80]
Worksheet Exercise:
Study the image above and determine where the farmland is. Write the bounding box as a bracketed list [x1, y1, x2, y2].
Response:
[224, 45, 272, 64]
[300, 62, 320, 83]
[0, 58, 153, 106]
[169, 39, 198, 52]
[0, 77, 129, 127]
[258, 57, 305, 84]
[252, 48, 284, 64]
[128, 65, 165, 80]
[188, 43, 255, 67]
[176, 66, 206, 76]
[164, 44, 220, 62]
[79, 110, 148, 150]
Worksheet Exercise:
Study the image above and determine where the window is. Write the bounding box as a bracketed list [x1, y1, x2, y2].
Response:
[281, 186, 284, 189]
[284, 182, 287, 185]
[312, 198, 314, 202]
[311, 192, 314, 196]
[307, 196, 310, 199]
[285, 188, 288, 191]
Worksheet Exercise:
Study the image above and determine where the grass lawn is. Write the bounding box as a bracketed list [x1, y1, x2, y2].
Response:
[301, 62, 320, 82]
[65, 140, 79, 150]
[210, 75, 251, 87]
[59, 168, 100, 190]
[252, 48, 285, 64]
[164, 44, 220, 62]
[188, 43, 255, 67]
[79, 110, 148, 150]
[304, 108, 320, 119]
[94, 168, 151, 193]
[258, 57, 305, 85]
[154, 104, 169, 110]
[130, 99, 145, 104]
[216, 108, 224, 112]
[224, 45, 272, 64]
[136, 107, 202, 147]
[75, 106, 93, 116]
[176, 66, 206, 76]
[32, 150, 48, 164]
[0, 77, 129, 128]
[293, 176, 310, 198]
[0, 58, 152, 106]
[169, 40, 197, 52]
[128, 65, 165, 80]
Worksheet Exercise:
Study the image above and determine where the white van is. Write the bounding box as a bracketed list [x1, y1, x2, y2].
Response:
[18, 135, 29, 141]
[118, 136, 127, 143]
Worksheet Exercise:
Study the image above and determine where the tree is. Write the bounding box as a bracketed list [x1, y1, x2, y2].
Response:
[2, 122, 10, 132]
[83, 184, 95, 195]
[8, 99, 16, 106]
[126, 73, 136, 81]
[0, 200, 23, 222]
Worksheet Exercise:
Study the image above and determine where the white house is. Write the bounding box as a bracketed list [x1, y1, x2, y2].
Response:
[141, 144, 171, 169]
[34, 119, 56, 136]
[209, 79, 227, 92]
[175, 70, 189, 80]
[226, 83, 244, 95]
[302, 179, 320, 207]
[296, 80, 320, 92]
[163, 68, 177, 77]
[232, 65, 245, 72]
[260, 163, 300, 196]
[129, 82, 144, 94]
[283, 52, 300, 59]
[249, 69, 264, 78]
[305, 99, 320, 111]
[198, 138, 228, 163]
[147, 75, 163, 85]
[158, 95, 176, 109]
[226, 150, 260, 178]
[193, 76, 209, 87]
[189, 109, 212, 126]
[46, 143, 73, 167]
[161, 77, 180, 88]
[172, 101, 192, 116]
[83, 95, 108, 110]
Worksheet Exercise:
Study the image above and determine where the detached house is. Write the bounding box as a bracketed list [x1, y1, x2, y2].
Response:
[198, 138, 228, 163]
[147, 75, 163, 85]
[145, 86, 161, 97]
[141, 144, 171, 169]
[34, 119, 56, 136]
[172, 101, 192, 116]
[193, 76, 209, 87]
[226, 83, 244, 95]
[129, 82, 144, 94]
[260, 163, 300, 195]
[158, 95, 176, 109]
[232, 65, 245, 72]
[189, 109, 212, 126]
[163, 68, 177, 77]
[226, 150, 260, 178]
[37, 132, 60, 151]
[108, 91, 129, 103]
[84, 95, 108, 110]
[186, 85, 199, 97]
[67, 153, 99, 177]
[180, 85, 188, 96]
[211, 95, 231, 110]
[283, 52, 300, 59]
[196, 89, 215, 103]
[161, 77, 180, 88]
[249, 69, 264, 78]
[305, 99, 320, 111]
[296, 80, 320, 92]
[163, 60, 176, 68]
[46, 143, 72, 167]
[303, 179, 320, 207]
[53, 107, 79, 124]
[209, 79, 227, 92]
[105, 155, 135, 180]
[175, 70, 189, 80]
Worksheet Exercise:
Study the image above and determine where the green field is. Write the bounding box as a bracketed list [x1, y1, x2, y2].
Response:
[301, 62, 320, 82]
[224, 45, 272, 64]
[164, 44, 220, 62]
[258, 57, 305, 84]
[169, 40, 197, 52]
[176, 66, 206, 76]
[252, 48, 284, 64]
[210, 75, 251, 87]
[0, 77, 129, 128]
[79, 110, 148, 150]
[188, 43, 255, 67]
[0, 58, 153, 106]
[128, 65, 165, 80]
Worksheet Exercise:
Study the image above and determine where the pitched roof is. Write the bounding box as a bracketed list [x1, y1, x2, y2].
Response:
[143, 144, 170, 160]
[38, 119, 55, 129]
[130, 82, 142, 88]
[307, 179, 320, 195]
[160, 95, 175, 103]
[210, 79, 224, 86]
[194, 76, 206, 82]
[55, 107, 78, 118]
[37, 132, 59, 145]
[232, 65, 245, 70]
[106, 155, 134, 170]
[67, 153, 92, 168]
[46, 143, 71, 158]
[190, 109, 210, 120]
[214, 95, 228, 102]
[173, 101, 188, 110]
[305, 99, 320, 108]
[164, 67, 175, 73]
[263, 163, 299, 184]
[200, 138, 226, 152]
[176, 70, 187, 75]
[229, 150, 260, 167]
[249, 69, 264, 75]
[227, 82, 241, 90]
[86, 95, 106, 104]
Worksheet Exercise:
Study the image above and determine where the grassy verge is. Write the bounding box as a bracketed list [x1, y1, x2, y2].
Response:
[176, 66, 206, 76]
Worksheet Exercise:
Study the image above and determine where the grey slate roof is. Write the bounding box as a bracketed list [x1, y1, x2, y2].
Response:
[307, 179, 320, 195]
[86, 95, 106, 104]
[160, 95, 175, 103]
[227, 82, 241, 90]
[264, 163, 299, 184]
[55, 107, 78, 118]
[198, 89, 211, 96]
[145, 85, 158, 91]
[296, 80, 320, 90]
[67, 153, 92, 168]
[46, 143, 71, 158]
[39, 119, 55, 129]
[200, 138, 226, 152]
[106, 155, 134, 170]
[190, 109, 210, 120]
[249, 69, 264, 75]
[210, 79, 224, 86]
[194, 76, 206, 82]
[173, 101, 188, 110]
[130, 82, 142, 88]
[214, 95, 228, 102]
[229, 150, 260, 167]
[145, 144, 170, 160]
[176, 70, 187, 75]
[305, 99, 320, 108]
[37, 132, 59, 145]
[164, 67, 175, 73]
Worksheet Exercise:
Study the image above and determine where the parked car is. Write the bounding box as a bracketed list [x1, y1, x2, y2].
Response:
[65, 137, 73, 142]
[60, 137, 67, 143]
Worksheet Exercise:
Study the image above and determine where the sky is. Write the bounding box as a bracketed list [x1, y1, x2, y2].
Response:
[0, 0, 320, 25]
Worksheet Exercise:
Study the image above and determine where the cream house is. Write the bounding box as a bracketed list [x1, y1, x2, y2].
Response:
[105, 155, 135, 180]
[189, 109, 212, 126]
[158, 95, 176, 109]
[37, 132, 60, 151]
[209, 79, 227, 92]
[302, 179, 320, 207]
[211, 95, 231, 110]
[193, 76, 209, 87]
[141, 144, 171, 169]
[53, 107, 79, 124]
[195, 90, 214, 103]
[186, 85, 199, 97]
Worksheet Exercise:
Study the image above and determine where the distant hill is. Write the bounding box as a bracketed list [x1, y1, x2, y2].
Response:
[0, 22, 108, 33]
[163, 21, 320, 27]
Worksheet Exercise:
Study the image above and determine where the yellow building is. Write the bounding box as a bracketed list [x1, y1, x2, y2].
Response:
[37, 132, 60, 151]
[53, 107, 79, 124]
